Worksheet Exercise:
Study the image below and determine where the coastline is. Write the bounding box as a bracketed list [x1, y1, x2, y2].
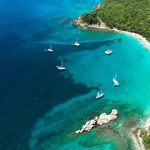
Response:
[75, 18, 150, 51]
[132, 128, 145, 150]
[132, 117, 150, 150]
[75, 17, 150, 150]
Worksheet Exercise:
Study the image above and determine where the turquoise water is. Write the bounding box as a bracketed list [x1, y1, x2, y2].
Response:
[29, 0, 150, 150]
[64, 34, 150, 110]
[1, 0, 150, 150]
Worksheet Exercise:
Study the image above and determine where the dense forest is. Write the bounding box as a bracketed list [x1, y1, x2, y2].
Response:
[80, 0, 150, 41]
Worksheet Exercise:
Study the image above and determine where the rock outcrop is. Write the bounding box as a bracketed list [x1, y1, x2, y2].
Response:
[75, 109, 118, 134]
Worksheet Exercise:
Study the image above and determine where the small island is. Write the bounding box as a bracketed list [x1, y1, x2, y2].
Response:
[74, 109, 118, 134]
[75, 0, 150, 50]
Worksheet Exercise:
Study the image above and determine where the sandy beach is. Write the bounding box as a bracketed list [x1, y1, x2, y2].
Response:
[144, 117, 150, 130]
[75, 18, 150, 51]
[114, 29, 150, 52]
[132, 129, 146, 150]
[132, 117, 150, 150]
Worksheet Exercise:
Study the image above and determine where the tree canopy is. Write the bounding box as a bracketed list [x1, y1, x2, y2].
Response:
[80, 0, 150, 41]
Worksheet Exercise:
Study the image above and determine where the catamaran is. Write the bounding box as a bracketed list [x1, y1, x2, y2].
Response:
[96, 90, 104, 99]
[105, 49, 113, 55]
[72, 38, 80, 47]
[113, 73, 119, 86]
[45, 44, 53, 52]
[56, 59, 66, 71]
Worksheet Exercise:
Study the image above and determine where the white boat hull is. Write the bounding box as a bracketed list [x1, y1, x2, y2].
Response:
[113, 79, 119, 86]
[96, 93, 104, 99]
[72, 42, 80, 47]
[47, 48, 53, 52]
[105, 50, 113, 55]
[45, 49, 53, 52]
[56, 66, 66, 71]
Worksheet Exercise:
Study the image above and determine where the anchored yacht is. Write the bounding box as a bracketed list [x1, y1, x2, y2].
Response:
[96, 90, 104, 99]
[105, 49, 113, 55]
[56, 59, 66, 71]
[113, 73, 119, 86]
[45, 44, 53, 52]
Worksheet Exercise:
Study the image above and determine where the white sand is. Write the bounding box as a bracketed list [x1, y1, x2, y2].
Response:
[131, 117, 150, 150]
[144, 117, 150, 130]
[132, 129, 146, 150]
[76, 18, 150, 51]
[114, 29, 150, 51]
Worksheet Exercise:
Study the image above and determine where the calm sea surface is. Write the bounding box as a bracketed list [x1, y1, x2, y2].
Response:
[0, 0, 150, 150]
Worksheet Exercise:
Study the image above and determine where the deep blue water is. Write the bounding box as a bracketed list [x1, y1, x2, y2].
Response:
[1, 0, 150, 150]
[0, 0, 98, 149]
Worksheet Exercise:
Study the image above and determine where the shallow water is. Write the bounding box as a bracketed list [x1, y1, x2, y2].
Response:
[30, 90, 143, 150]
[0, 0, 150, 150]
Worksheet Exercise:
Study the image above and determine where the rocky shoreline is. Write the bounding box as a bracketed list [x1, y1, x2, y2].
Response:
[74, 17, 150, 51]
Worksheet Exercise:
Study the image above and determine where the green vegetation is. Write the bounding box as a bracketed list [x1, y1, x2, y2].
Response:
[81, 12, 100, 25]
[140, 128, 150, 149]
[80, 0, 150, 41]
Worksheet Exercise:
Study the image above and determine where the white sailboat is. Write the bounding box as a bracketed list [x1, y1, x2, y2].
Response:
[72, 38, 80, 47]
[45, 44, 53, 52]
[105, 49, 113, 55]
[56, 59, 66, 71]
[96, 90, 104, 99]
[113, 73, 119, 86]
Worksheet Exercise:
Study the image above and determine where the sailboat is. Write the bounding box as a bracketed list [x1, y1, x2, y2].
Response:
[56, 59, 66, 71]
[96, 90, 104, 99]
[113, 73, 119, 86]
[45, 44, 53, 52]
[105, 49, 113, 55]
[72, 38, 80, 47]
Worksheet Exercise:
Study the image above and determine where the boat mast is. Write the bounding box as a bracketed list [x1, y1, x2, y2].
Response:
[61, 59, 63, 67]
[50, 44, 52, 50]
[115, 73, 117, 79]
